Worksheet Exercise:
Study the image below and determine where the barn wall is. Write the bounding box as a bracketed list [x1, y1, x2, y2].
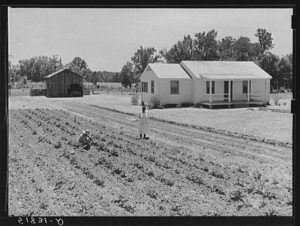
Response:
[45, 70, 83, 97]
[64, 71, 83, 97]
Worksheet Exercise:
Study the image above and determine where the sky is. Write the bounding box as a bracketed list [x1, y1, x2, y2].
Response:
[9, 8, 293, 72]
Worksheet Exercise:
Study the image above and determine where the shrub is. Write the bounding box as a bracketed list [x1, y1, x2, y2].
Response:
[149, 96, 161, 109]
[54, 141, 62, 149]
[131, 93, 139, 105]
[194, 102, 202, 108]
[272, 93, 280, 106]
[147, 189, 158, 199]
[230, 190, 244, 202]
[181, 102, 194, 107]
[94, 179, 105, 187]
[163, 104, 177, 108]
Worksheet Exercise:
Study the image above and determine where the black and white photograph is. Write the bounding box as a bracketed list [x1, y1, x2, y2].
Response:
[6, 7, 293, 218]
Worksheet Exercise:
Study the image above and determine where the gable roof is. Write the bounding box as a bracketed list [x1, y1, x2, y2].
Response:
[44, 68, 82, 79]
[147, 63, 191, 79]
[180, 61, 272, 80]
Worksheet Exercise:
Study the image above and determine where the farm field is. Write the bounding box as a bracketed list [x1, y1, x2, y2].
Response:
[8, 96, 293, 216]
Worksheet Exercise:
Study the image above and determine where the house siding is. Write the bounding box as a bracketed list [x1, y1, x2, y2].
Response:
[140, 70, 158, 105]
[192, 79, 204, 104]
[157, 79, 192, 105]
[232, 80, 247, 101]
[251, 79, 270, 102]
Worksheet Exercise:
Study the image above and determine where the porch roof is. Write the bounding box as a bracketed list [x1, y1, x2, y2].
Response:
[202, 74, 270, 80]
[181, 61, 272, 80]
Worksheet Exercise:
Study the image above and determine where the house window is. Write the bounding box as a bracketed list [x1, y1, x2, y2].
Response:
[206, 81, 215, 94]
[142, 82, 148, 93]
[243, 81, 248, 94]
[151, 80, 154, 94]
[170, 80, 179, 94]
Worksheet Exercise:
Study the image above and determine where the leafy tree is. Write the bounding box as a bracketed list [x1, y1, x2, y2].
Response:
[193, 29, 219, 60]
[69, 57, 88, 77]
[113, 72, 121, 82]
[278, 54, 293, 90]
[232, 36, 259, 61]
[161, 35, 194, 63]
[257, 52, 280, 91]
[17, 55, 63, 82]
[218, 36, 236, 60]
[131, 46, 162, 74]
[8, 61, 20, 85]
[255, 28, 274, 54]
[120, 62, 134, 89]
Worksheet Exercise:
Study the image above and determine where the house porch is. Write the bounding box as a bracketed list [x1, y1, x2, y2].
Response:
[201, 100, 267, 109]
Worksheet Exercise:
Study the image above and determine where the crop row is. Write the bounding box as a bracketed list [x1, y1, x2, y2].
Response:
[10, 108, 292, 216]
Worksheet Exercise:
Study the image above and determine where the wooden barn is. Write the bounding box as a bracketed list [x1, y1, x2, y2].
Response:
[44, 68, 83, 97]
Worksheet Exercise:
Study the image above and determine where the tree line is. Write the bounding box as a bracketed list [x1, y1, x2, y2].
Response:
[120, 28, 292, 92]
[9, 28, 292, 92]
[8, 55, 120, 88]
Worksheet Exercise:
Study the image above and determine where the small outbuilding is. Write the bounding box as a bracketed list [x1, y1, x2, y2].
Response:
[44, 68, 83, 97]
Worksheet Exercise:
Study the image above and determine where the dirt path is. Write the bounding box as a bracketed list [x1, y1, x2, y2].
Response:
[61, 102, 292, 171]
[8, 102, 292, 216]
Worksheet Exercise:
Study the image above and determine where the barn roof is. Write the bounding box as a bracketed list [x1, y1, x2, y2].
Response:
[147, 63, 191, 79]
[180, 61, 272, 80]
[44, 68, 82, 79]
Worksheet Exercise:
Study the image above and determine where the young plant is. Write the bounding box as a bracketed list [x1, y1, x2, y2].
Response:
[149, 96, 161, 109]
[130, 93, 139, 105]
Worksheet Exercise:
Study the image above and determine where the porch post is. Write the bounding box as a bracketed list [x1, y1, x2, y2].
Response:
[209, 80, 212, 103]
[247, 80, 250, 102]
[265, 79, 267, 102]
[228, 80, 231, 102]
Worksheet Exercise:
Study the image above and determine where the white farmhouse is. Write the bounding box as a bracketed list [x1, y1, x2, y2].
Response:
[140, 61, 272, 108]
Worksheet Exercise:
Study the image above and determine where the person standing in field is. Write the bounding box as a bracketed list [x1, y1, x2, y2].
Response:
[138, 106, 150, 139]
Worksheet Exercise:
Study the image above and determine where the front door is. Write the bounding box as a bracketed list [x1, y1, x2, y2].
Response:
[224, 81, 233, 102]
[224, 81, 229, 102]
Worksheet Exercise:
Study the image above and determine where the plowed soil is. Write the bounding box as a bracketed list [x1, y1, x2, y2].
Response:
[8, 103, 292, 216]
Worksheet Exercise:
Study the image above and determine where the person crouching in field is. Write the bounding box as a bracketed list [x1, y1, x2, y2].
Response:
[77, 130, 95, 150]
[138, 106, 150, 139]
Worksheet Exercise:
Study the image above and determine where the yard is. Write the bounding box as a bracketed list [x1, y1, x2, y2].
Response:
[10, 93, 291, 145]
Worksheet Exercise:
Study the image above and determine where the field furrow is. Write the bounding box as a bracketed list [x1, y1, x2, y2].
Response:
[9, 107, 292, 216]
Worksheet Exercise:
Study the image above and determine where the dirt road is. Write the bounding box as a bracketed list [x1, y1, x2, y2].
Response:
[63, 102, 292, 170]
